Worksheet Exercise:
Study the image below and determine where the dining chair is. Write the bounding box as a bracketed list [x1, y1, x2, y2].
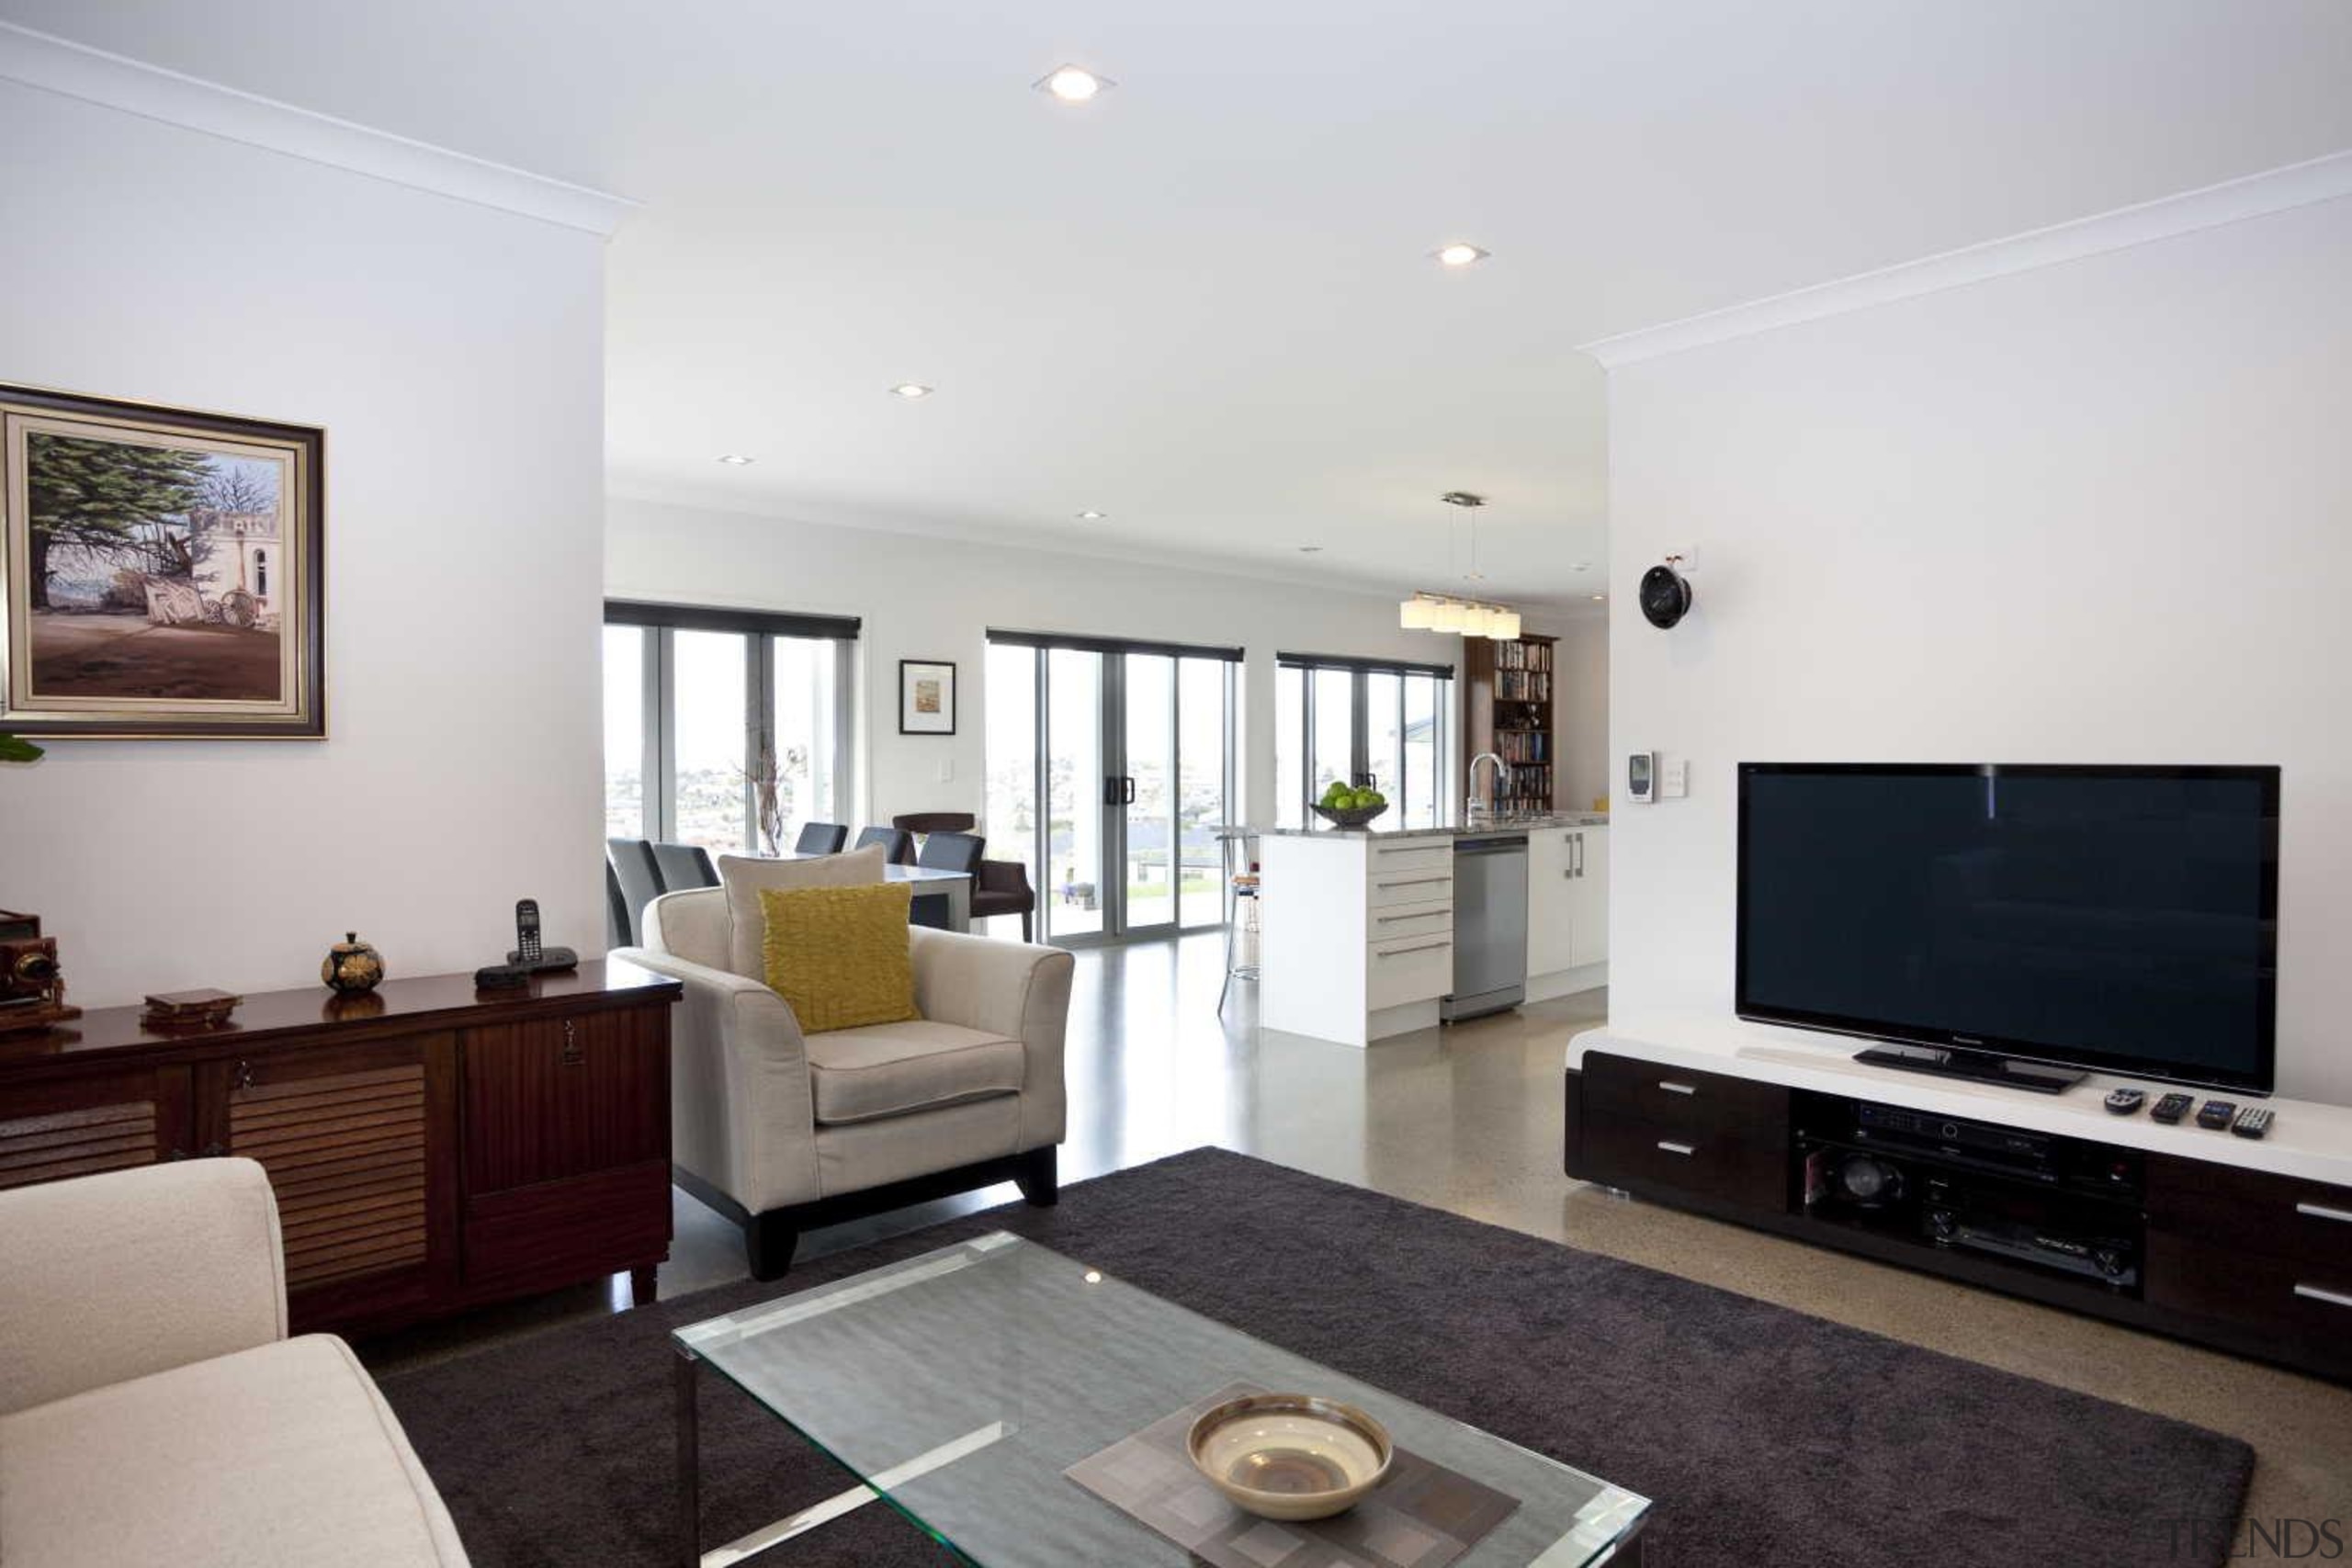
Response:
[605, 839, 665, 947]
[853, 826, 915, 865]
[650, 840, 718, 890]
[793, 821, 848, 855]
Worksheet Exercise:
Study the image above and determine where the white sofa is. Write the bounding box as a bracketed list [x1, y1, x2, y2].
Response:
[619, 884, 1074, 1278]
[0, 1158, 468, 1568]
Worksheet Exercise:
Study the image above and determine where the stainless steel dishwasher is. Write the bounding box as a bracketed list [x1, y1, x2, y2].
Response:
[1442, 832, 1528, 1021]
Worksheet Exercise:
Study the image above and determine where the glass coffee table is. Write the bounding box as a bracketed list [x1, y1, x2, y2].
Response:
[673, 1231, 1649, 1567]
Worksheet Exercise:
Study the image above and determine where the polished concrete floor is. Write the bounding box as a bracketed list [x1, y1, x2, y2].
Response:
[365, 931, 2352, 1534]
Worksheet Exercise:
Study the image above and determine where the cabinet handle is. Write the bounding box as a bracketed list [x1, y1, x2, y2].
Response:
[1657, 1140, 1697, 1156]
[1374, 911, 1436, 923]
[2293, 1283, 2352, 1311]
[1375, 941, 1450, 958]
[1658, 1080, 1698, 1096]
[560, 1018, 583, 1066]
[1376, 876, 1449, 889]
[232, 1060, 255, 1091]
[2295, 1202, 2352, 1225]
[1572, 833, 1583, 878]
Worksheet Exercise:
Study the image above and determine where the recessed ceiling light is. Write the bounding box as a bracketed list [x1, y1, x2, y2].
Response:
[1077, 510, 1107, 521]
[1573, 561, 1591, 572]
[716, 454, 756, 466]
[1440, 491, 1487, 508]
[889, 383, 934, 400]
[1590, 593, 1607, 602]
[1035, 64, 1112, 102]
[1434, 243, 1490, 268]
[1297, 546, 1323, 554]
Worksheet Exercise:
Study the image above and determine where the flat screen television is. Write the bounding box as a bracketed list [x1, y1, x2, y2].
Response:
[1736, 763, 2278, 1095]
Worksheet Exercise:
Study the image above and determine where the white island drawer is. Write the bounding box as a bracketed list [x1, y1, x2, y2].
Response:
[1367, 932, 1453, 1010]
[1366, 841, 1453, 877]
[1367, 897, 1453, 943]
[1368, 868, 1453, 908]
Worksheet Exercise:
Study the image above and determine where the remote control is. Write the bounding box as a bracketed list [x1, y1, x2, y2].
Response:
[2232, 1107, 2273, 1140]
[2150, 1092, 2195, 1124]
[2195, 1099, 2237, 1130]
[473, 962, 532, 990]
[2104, 1088, 2145, 1116]
[514, 899, 543, 965]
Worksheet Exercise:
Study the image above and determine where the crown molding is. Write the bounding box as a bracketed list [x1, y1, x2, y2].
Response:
[0, 21, 635, 237]
[1580, 147, 2352, 370]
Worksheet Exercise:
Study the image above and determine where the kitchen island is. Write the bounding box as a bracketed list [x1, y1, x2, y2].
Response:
[1258, 816, 1608, 1047]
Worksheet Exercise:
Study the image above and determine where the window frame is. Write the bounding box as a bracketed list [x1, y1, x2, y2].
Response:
[1275, 651, 1453, 829]
[605, 601, 859, 849]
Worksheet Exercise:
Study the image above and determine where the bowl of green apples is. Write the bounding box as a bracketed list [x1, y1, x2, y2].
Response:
[1310, 781, 1390, 829]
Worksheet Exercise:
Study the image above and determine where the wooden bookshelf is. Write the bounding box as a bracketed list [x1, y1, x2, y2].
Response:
[1462, 633, 1555, 814]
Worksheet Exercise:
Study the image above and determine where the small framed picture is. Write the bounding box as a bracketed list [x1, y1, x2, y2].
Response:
[899, 659, 956, 735]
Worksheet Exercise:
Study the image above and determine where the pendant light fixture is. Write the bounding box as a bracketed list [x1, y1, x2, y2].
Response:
[1398, 492, 1522, 638]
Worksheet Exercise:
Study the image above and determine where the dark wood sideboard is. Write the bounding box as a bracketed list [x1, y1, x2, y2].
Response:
[0, 961, 682, 1337]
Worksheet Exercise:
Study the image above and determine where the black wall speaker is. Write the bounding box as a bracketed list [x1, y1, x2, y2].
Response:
[1639, 561, 1694, 628]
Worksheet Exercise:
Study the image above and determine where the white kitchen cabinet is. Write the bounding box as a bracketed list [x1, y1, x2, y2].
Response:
[1569, 825, 1608, 969]
[1527, 823, 1608, 998]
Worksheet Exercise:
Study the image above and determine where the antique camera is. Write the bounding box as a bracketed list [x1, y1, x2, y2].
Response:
[0, 911, 81, 1034]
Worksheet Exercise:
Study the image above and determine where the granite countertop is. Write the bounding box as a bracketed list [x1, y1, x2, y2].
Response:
[1258, 812, 1609, 840]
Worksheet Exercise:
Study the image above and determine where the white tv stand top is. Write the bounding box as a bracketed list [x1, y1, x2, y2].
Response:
[1570, 1012, 2352, 1189]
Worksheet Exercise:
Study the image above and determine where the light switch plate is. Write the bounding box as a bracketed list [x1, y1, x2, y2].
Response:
[1662, 757, 1690, 799]
[938, 758, 955, 783]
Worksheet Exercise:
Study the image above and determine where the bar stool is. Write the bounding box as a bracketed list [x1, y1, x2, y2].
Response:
[1216, 827, 1261, 1016]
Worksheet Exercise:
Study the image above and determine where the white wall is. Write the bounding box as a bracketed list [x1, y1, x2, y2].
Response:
[606, 496, 1517, 829]
[1554, 615, 1610, 812]
[1604, 189, 2352, 1103]
[0, 83, 608, 1005]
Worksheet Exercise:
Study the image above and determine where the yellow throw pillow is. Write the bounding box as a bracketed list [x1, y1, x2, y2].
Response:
[759, 883, 921, 1033]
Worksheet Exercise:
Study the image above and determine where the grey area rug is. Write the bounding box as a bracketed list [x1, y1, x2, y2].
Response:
[375, 1148, 2252, 1568]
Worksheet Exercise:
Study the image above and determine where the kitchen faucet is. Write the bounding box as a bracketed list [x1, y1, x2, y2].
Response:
[1466, 751, 1512, 822]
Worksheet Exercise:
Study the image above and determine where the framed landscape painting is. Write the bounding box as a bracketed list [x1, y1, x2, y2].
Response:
[0, 384, 323, 739]
[898, 659, 956, 735]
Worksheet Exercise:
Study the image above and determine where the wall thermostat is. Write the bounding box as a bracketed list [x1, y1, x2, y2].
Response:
[1627, 751, 1657, 804]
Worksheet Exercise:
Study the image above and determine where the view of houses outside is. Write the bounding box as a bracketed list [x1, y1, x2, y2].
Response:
[602, 625, 841, 852]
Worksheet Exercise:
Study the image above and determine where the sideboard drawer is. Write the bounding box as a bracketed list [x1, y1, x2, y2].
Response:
[1577, 1052, 1790, 1213]
[1582, 1115, 1789, 1213]
[1583, 1052, 1788, 1137]
[462, 1005, 667, 1194]
[2146, 1156, 2352, 1274]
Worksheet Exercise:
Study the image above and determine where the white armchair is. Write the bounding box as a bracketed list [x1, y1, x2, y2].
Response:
[617, 885, 1074, 1278]
[0, 1158, 469, 1567]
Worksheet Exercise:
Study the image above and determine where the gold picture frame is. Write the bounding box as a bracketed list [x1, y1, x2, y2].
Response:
[0, 384, 324, 739]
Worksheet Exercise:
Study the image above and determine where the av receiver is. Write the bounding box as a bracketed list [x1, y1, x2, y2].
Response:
[1799, 1096, 2146, 1292]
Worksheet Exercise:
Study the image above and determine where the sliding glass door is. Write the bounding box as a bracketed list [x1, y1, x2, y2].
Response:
[988, 632, 1238, 945]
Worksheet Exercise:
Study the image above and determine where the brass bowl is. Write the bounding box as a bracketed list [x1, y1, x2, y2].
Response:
[1186, 1393, 1395, 1521]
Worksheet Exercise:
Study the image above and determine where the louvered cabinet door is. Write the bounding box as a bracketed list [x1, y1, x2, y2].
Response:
[0, 1067, 190, 1190]
[200, 1034, 458, 1330]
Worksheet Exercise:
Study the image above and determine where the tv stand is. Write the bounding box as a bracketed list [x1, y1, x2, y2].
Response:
[1563, 1020, 2352, 1384]
[1852, 1043, 2084, 1095]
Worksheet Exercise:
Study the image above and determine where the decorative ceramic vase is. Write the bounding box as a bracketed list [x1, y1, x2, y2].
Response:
[322, 931, 385, 993]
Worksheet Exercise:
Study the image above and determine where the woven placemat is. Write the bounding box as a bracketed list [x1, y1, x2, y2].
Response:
[1068, 1381, 1519, 1568]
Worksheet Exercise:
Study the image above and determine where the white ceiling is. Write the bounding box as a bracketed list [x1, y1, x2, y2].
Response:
[10, 1, 2352, 613]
